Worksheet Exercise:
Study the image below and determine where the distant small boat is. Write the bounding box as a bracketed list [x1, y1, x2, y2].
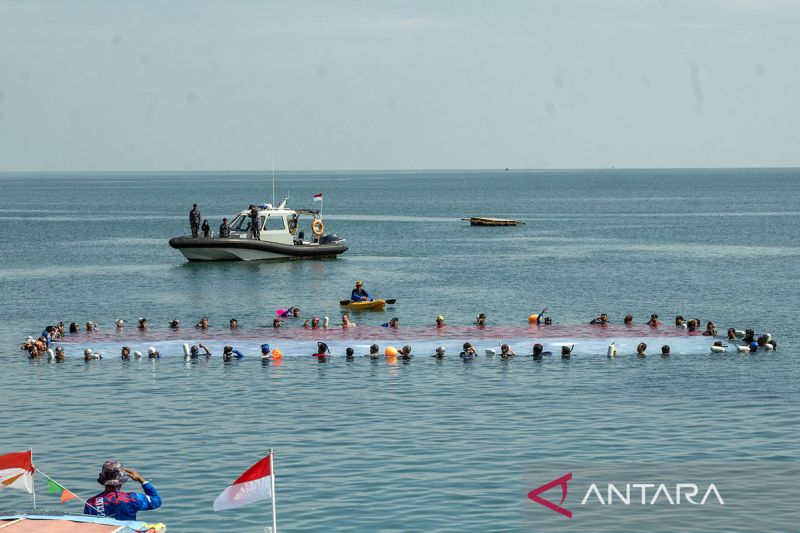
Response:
[462, 217, 525, 226]
[0, 514, 166, 532]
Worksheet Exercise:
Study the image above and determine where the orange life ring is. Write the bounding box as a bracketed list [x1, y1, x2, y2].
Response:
[312, 219, 324, 236]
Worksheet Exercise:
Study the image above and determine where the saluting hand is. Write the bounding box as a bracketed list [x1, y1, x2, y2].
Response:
[123, 467, 146, 484]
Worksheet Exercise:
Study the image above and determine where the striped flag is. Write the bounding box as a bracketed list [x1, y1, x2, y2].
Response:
[313, 192, 323, 202]
[213, 453, 273, 512]
[0, 450, 35, 494]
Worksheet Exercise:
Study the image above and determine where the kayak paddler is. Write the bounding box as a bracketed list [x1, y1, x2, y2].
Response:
[351, 280, 372, 302]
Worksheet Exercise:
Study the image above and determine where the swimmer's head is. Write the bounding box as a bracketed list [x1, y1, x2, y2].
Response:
[369, 344, 380, 355]
[260, 343, 271, 355]
[190, 345, 199, 356]
[435, 346, 446, 356]
[346, 347, 355, 357]
[661, 345, 671, 355]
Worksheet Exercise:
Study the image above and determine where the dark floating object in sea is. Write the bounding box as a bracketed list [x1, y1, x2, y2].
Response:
[462, 217, 525, 226]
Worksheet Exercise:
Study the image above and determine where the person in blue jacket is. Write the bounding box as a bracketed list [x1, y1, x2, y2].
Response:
[84, 460, 161, 521]
[222, 345, 244, 361]
[351, 280, 371, 302]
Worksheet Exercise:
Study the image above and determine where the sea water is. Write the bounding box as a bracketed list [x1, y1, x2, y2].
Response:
[0, 169, 798, 531]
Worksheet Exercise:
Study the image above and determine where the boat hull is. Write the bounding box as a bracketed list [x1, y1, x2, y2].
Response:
[168, 237, 348, 262]
[340, 299, 386, 310]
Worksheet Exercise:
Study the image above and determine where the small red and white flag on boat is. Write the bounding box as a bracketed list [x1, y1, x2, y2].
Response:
[213, 453, 274, 512]
[0, 450, 35, 494]
[313, 192, 323, 202]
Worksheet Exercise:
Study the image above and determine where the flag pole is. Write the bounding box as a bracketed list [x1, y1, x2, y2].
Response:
[272, 160, 275, 207]
[270, 449, 277, 533]
[31, 449, 36, 510]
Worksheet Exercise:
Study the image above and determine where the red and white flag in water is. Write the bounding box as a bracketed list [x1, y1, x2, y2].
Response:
[313, 192, 323, 202]
[0, 450, 35, 494]
[213, 453, 273, 511]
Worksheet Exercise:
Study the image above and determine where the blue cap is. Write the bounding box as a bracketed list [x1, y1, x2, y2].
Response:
[260, 343, 270, 354]
[749, 342, 759, 351]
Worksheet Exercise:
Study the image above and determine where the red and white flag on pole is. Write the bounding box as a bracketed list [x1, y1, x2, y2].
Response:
[213, 453, 273, 512]
[313, 192, 323, 202]
[0, 450, 35, 494]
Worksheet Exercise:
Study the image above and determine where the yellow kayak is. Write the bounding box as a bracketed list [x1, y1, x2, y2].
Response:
[340, 299, 386, 310]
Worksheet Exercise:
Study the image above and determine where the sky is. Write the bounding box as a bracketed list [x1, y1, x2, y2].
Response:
[0, 0, 798, 171]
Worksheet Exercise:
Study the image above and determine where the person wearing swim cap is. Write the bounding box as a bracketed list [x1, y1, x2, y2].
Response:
[189, 343, 211, 358]
[351, 280, 372, 302]
[369, 344, 381, 359]
[435, 315, 445, 327]
[528, 308, 549, 325]
[84, 460, 161, 521]
[433, 346, 446, 359]
[500, 344, 516, 358]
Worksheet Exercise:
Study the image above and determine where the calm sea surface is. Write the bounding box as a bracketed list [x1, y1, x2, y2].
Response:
[1, 169, 799, 532]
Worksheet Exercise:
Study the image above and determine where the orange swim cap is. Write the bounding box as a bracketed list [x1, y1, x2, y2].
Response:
[384, 346, 398, 357]
[271, 349, 283, 360]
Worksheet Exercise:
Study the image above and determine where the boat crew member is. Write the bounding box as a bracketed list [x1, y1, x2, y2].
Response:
[351, 280, 371, 302]
[201, 219, 210, 238]
[219, 217, 231, 238]
[84, 461, 161, 521]
[189, 203, 201, 237]
[248, 205, 260, 240]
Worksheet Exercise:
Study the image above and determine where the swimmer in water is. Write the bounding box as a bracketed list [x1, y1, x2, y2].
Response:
[69, 322, 80, 333]
[661, 345, 671, 356]
[311, 317, 321, 328]
[743, 329, 756, 343]
[381, 317, 399, 328]
[222, 345, 244, 361]
[345, 347, 355, 360]
[147, 346, 160, 359]
[433, 346, 446, 359]
[314, 342, 330, 359]
[544, 317, 553, 325]
[500, 344, 516, 358]
[195, 317, 209, 329]
[727, 328, 736, 340]
[138, 318, 148, 330]
[636, 342, 647, 357]
[624, 315, 633, 326]
[121, 346, 131, 360]
[369, 344, 380, 359]
[54, 346, 65, 361]
[703, 322, 717, 336]
[341, 313, 355, 328]
[398, 345, 413, 361]
[476, 314, 487, 327]
[435, 315, 445, 327]
[528, 308, 549, 325]
[84, 348, 102, 361]
[460, 342, 477, 360]
[590, 313, 609, 325]
[646, 314, 661, 327]
[531, 343, 545, 360]
[675, 315, 686, 327]
[115, 319, 125, 329]
[273, 318, 282, 328]
[229, 318, 238, 329]
[189, 343, 211, 358]
[86, 321, 97, 332]
[169, 319, 180, 329]
[561, 345, 573, 360]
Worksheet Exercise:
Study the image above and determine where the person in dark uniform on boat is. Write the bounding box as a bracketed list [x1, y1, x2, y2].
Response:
[189, 203, 201, 237]
[351, 280, 371, 302]
[248, 205, 260, 240]
[201, 219, 210, 238]
[219, 217, 231, 238]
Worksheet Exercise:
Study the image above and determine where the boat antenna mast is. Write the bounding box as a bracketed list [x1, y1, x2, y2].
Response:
[271, 159, 275, 207]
